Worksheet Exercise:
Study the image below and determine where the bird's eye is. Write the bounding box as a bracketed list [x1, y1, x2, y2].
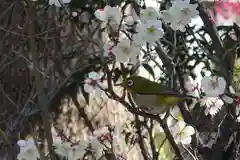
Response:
[127, 80, 133, 86]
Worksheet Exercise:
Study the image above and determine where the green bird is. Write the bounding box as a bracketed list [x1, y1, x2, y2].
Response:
[119, 76, 190, 114]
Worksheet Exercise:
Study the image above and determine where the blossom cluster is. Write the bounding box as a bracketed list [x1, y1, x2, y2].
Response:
[17, 124, 122, 160]
[24, 0, 240, 158]
[94, 0, 198, 63]
[81, 1, 238, 148]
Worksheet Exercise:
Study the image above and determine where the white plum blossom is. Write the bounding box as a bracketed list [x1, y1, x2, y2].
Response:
[141, 20, 164, 44]
[49, 0, 71, 7]
[84, 72, 106, 96]
[132, 31, 146, 46]
[140, 7, 160, 23]
[161, 0, 198, 31]
[158, 107, 182, 132]
[53, 139, 72, 158]
[17, 139, 40, 160]
[200, 96, 224, 116]
[130, 22, 147, 46]
[93, 126, 109, 137]
[176, 0, 199, 15]
[184, 75, 200, 98]
[69, 144, 87, 160]
[123, 16, 136, 25]
[201, 76, 226, 97]
[120, 5, 140, 28]
[123, 3, 140, 22]
[17, 140, 27, 147]
[94, 5, 122, 29]
[171, 21, 187, 32]
[53, 138, 87, 160]
[170, 107, 183, 121]
[93, 124, 122, 153]
[161, 9, 186, 31]
[87, 124, 122, 157]
[171, 121, 195, 145]
[111, 38, 141, 63]
[89, 136, 105, 159]
[171, 0, 198, 23]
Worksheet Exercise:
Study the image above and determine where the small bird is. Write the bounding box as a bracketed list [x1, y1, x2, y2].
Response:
[118, 76, 191, 114]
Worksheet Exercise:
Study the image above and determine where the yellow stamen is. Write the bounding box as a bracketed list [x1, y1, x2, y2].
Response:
[147, 26, 156, 33]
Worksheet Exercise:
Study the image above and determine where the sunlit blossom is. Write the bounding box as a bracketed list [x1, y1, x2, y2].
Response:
[142, 20, 164, 43]
[140, 7, 160, 23]
[94, 5, 122, 29]
[161, 0, 198, 31]
[111, 38, 141, 64]
[171, 121, 195, 145]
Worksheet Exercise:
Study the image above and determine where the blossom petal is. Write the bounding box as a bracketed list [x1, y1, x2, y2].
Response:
[177, 121, 186, 131]
[88, 72, 101, 80]
[17, 140, 26, 147]
[140, 7, 160, 22]
[184, 126, 195, 136]
[84, 84, 94, 93]
[181, 136, 192, 145]
[94, 9, 105, 21]
[71, 144, 87, 160]
[94, 87, 103, 96]
[160, 10, 173, 22]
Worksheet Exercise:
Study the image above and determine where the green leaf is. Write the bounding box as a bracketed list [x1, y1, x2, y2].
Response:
[0, 128, 9, 145]
[142, 63, 155, 79]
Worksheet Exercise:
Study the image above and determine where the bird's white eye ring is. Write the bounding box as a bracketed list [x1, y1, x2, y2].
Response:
[127, 80, 133, 86]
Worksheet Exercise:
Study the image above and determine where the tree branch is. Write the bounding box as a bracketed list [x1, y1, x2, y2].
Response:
[27, 2, 56, 160]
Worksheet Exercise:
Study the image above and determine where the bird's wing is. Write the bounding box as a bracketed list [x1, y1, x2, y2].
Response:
[134, 94, 157, 108]
[136, 91, 181, 96]
[134, 94, 169, 114]
[135, 91, 197, 99]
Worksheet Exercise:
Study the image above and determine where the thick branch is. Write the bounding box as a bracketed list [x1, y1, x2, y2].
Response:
[27, 3, 56, 160]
